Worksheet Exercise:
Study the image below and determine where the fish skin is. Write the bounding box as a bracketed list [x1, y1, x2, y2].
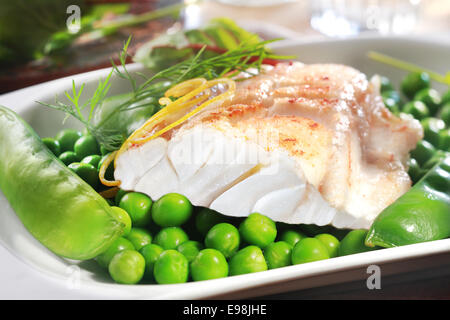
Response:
[115, 62, 422, 229]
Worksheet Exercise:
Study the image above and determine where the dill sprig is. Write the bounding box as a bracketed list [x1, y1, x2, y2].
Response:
[40, 37, 291, 150]
[38, 69, 113, 129]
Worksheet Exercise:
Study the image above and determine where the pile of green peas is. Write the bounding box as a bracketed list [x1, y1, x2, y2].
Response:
[379, 72, 450, 184]
[92, 191, 378, 285]
[41, 128, 115, 191]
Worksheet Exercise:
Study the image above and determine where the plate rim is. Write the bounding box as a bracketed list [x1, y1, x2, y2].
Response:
[0, 35, 449, 299]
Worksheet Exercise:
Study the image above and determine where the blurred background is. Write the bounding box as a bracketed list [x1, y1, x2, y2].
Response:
[0, 0, 449, 93]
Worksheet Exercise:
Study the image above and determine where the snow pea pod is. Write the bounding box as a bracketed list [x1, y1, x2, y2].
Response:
[0, 106, 123, 260]
[366, 154, 450, 248]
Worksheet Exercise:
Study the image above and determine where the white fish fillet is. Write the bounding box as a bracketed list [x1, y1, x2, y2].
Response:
[115, 62, 423, 229]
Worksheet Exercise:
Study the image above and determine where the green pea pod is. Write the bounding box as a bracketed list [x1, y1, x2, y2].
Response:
[366, 154, 450, 248]
[0, 106, 123, 260]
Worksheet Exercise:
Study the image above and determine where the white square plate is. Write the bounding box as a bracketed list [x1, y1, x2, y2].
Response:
[0, 35, 449, 299]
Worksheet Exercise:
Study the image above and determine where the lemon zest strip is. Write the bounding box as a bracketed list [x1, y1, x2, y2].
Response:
[122, 78, 210, 147]
[130, 78, 235, 145]
[99, 151, 121, 187]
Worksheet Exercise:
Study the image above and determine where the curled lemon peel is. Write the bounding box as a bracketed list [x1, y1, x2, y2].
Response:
[158, 78, 208, 107]
[128, 78, 235, 146]
[99, 151, 121, 187]
[158, 97, 172, 106]
[121, 78, 210, 148]
[130, 93, 211, 144]
[164, 78, 208, 98]
[106, 77, 236, 185]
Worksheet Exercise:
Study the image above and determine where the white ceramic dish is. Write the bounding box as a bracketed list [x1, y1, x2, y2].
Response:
[0, 35, 449, 300]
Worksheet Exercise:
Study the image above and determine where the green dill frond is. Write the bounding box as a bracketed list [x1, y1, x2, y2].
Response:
[39, 36, 291, 151]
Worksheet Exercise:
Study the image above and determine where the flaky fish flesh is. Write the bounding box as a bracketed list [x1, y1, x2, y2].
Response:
[115, 62, 422, 229]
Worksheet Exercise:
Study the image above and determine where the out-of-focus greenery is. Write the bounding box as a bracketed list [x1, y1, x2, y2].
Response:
[0, 0, 185, 68]
[43, 3, 132, 55]
[0, 0, 84, 66]
[134, 17, 263, 72]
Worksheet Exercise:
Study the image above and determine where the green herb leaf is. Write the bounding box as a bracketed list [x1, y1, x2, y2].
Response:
[40, 35, 290, 151]
[134, 17, 264, 72]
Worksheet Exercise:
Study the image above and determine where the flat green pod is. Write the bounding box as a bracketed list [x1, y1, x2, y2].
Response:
[0, 106, 123, 260]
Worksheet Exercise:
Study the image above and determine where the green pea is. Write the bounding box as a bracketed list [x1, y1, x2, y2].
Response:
[401, 72, 430, 99]
[383, 97, 400, 114]
[96, 237, 135, 268]
[108, 250, 145, 284]
[125, 227, 152, 250]
[139, 244, 163, 281]
[291, 237, 330, 264]
[115, 189, 129, 206]
[414, 88, 442, 115]
[426, 168, 450, 192]
[440, 102, 450, 126]
[177, 240, 203, 263]
[195, 207, 229, 235]
[263, 241, 292, 269]
[314, 233, 340, 258]
[190, 248, 229, 281]
[74, 135, 100, 159]
[439, 129, 450, 151]
[410, 140, 436, 166]
[441, 90, 450, 106]
[205, 223, 240, 258]
[81, 154, 102, 168]
[98, 153, 115, 181]
[338, 229, 378, 256]
[379, 76, 394, 93]
[239, 213, 277, 249]
[422, 150, 447, 170]
[402, 101, 429, 120]
[421, 117, 446, 147]
[154, 227, 189, 250]
[153, 250, 189, 284]
[58, 151, 80, 166]
[279, 229, 306, 247]
[55, 129, 82, 152]
[407, 157, 426, 184]
[42, 137, 61, 156]
[382, 90, 402, 105]
[67, 162, 100, 189]
[110, 206, 132, 236]
[119, 192, 152, 227]
[151, 193, 193, 227]
[229, 246, 268, 276]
